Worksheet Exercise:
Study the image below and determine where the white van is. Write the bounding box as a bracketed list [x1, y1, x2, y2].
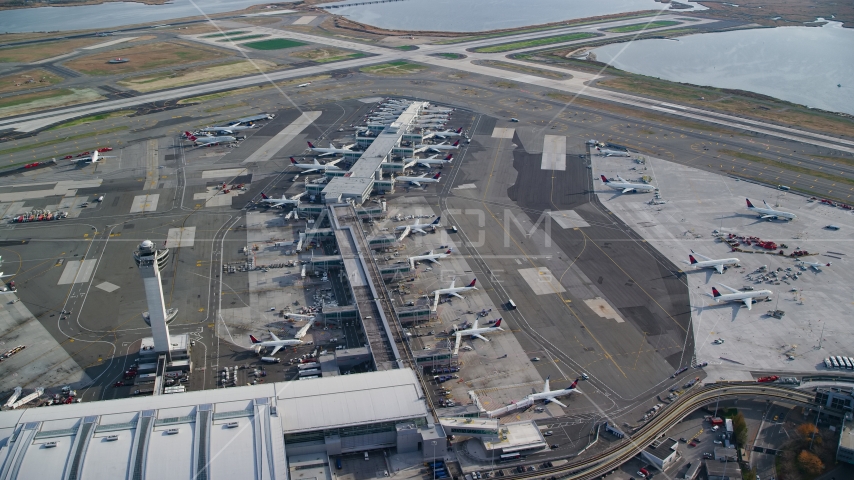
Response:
[364, 452, 369, 461]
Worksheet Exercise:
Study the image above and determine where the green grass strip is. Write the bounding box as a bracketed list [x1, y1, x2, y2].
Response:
[603, 20, 680, 33]
[0, 126, 128, 157]
[218, 34, 269, 42]
[472, 32, 598, 53]
[48, 110, 135, 130]
[243, 38, 307, 50]
[719, 149, 854, 187]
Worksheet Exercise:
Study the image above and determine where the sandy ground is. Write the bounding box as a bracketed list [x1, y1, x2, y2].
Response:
[118, 59, 278, 93]
[0, 88, 104, 117]
[0, 38, 104, 63]
[0, 69, 64, 94]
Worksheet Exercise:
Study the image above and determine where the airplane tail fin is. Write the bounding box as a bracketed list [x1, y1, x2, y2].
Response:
[456, 127, 462, 133]
[307, 141, 316, 149]
[249, 335, 261, 344]
[445, 154, 453, 161]
[689, 255, 697, 264]
[433, 172, 441, 180]
[570, 379, 578, 389]
[712, 287, 722, 298]
[827, 263, 832, 267]
[432, 217, 441, 224]
[493, 318, 502, 328]
[746, 198, 755, 208]
[184, 131, 192, 137]
[261, 192, 269, 199]
[468, 278, 477, 287]
[290, 157, 297, 164]
[445, 249, 452, 254]
[452, 140, 460, 147]
[600, 175, 609, 183]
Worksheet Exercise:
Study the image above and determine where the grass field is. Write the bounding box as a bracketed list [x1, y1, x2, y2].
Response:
[291, 48, 350, 61]
[0, 38, 103, 63]
[603, 20, 680, 33]
[479, 60, 568, 79]
[0, 69, 63, 94]
[434, 11, 658, 45]
[243, 38, 307, 50]
[48, 110, 136, 130]
[0, 126, 128, 158]
[0, 88, 104, 117]
[433, 53, 466, 59]
[360, 61, 426, 75]
[395, 45, 418, 51]
[473, 32, 598, 53]
[64, 41, 229, 76]
[203, 31, 249, 38]
[719, 149, 854, 187]
[118, 60, 277, 92]
[596, 74, 854, 138]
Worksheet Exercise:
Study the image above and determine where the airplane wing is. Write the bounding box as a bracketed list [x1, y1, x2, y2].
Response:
[714, 264, 724, 274]
[454, 333, 462, 355]
[269, 345, 283, 356]
[450, 292, 464, 299]
[616, 175, 626, 182]
[427, 258, 441, 265]
[544, 378, 550, 392]
[269, 331, 281, 342]
[621, 188, 635, 193]
[294, 318, 316, 339]
[327, 158, 343, 166]
[760, 214, 776, 219]
[397, 226, 411, 241]
[549, 398, 568, 408]
[717, 283, 740, 294]
[743, 297, 753, 310]
[410, 180, 423, 187]
[473, 334, 490, 342]
[412, 228, 426, 235]
[449, 279, 456, 289]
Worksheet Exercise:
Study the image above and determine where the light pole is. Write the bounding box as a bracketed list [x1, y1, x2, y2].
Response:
[432, 441, 437, 480]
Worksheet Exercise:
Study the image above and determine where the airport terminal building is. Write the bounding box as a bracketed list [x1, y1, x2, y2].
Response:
[0, 369, 447, 479]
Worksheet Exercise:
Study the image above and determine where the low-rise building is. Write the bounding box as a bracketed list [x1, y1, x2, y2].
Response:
[837, 413, 854, 464]
[705, 460, 742, 480]
[641, 437, 679, 471]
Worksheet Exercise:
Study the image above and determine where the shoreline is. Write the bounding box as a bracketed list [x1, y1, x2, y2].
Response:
[0, 0, 169, 12]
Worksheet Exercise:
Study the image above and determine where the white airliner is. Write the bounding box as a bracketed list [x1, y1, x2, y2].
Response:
[0, 272, 12, 279]
[307, 141, 355, 157]
[711, 284, 773, 310]
[428, 127, 464, 139]
[689, 250, 740, 274]
[409, 249, 452, 268]
[424, 107, 453, 113]
[249, 318, 316, 355]
[298, 82, 311, 87]
[259, 192, 304, 207]
[69, 150, 115, 164]
[431, 278, 477, 311]
[395, 172, 441, 187]
[454, 318, 503, 354]
[525, 377, 581, 408]
[185, 132, 237, 146]
[395, 217, 441, 240]
[289, 156, 343, 173]
[416, 154, 453, 168]
[745, 199, 797, 221]
[414, 140, 460, 153]
[600, 175, 656, 193]
[798, 260, 831, 271]
[201, 123, 256, 134]
[595, 146, 631, 157]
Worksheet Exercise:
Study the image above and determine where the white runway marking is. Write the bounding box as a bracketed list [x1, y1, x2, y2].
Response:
[491, 127, 515, 139]
[292, 16, 317, 25]
[548, 210, 590, 229]
[242, 111, 322, 164]
[541, 135, 566, 171]
[518, 267, 566, 295]
[82, 37, 138, 50]
[202, 168, 248, 178]
[130, 194, 159, 213]
[58, 259, 97, 285]
[95, 282, 120, 293]
[454, 184, 477, 190]
[165, 227, 196, 249]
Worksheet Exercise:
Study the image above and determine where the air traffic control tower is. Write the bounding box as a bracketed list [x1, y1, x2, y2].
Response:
[133, 240, 173, 361]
